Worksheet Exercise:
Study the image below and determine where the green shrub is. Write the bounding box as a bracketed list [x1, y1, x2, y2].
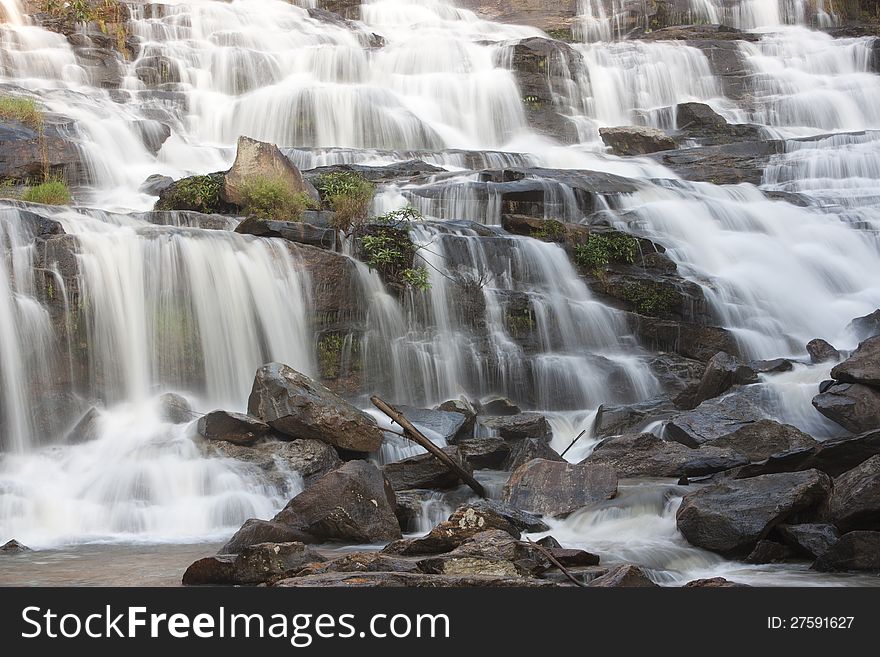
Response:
[0, 96, 43, 130]
[621, 282, 678, 317]
[315, 171, 375, 233]
[155, 174, 223, 213]
[22, 179, 71, 206]
[532, 219, 565, 241]
[574, 232, 639, 270]
[239, 175, 316, 221]
[401, 266, 430, 291]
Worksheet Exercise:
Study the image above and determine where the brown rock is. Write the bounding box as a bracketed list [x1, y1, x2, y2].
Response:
[502, 459, 618, 517]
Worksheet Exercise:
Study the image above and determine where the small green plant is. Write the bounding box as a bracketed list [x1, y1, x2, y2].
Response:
[574, 232, 639, 270]
[401, 266, 430, 291]
[505, 307, 534, 337]
[317, 333, 344, 379]
[238, 175, 317, 221]
[155, 174, 223, 213]
[315, 171, 375, 234]
[71, 0, 93, 21]
[22, 179, 71, 206]
[361, 232, 407, 269]
[374, 206, 423, 225]
[621, 282, 678, 317]
[532, 219, 566, 241]
[0, 96, 43, 131]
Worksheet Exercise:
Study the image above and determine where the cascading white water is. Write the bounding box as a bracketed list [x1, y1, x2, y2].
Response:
[0, 0, 24, 26]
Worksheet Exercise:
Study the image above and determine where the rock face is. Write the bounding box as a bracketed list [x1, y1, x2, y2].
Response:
[831, 336, 880, 387]
[849, 310, 880, 342]
[812, 383, 880, 434]
[583, 432, 747, 478]
[828, 455, 880, 532]
[807, 338, 840, 364]
[0, 117, 85, 183]
[479, 413, 551, 441]
[675, 469, 832, 556]
[273, 460, 401, 544]
[196, 410, 270, 446]
[382, 446, 473, 491]
[183, 542, 325, 585]
[234, 216, 336, 250]
[223, 136, 319, 207]
[679, 351, 758, 410]
[675, 102, 764, 146]
[502, 459, 618, 517]
[248, 363, 384, 452]
[599, 126, 677, 156]
[707, 420, 818, 462]
[813, 531, 880, 572]
[158, 392, 192, 423]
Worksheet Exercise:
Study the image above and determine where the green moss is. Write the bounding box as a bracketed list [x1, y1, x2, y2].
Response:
[505, 308, 534, 337]
[0, 96, 43, 130]
[22, 179, 71, 205]
[545, 28, 574, 42]
[238, 174, 317, 221]
[532, 219, 565, 241]
[621, 282, 678, 317]
[155, 174, 223, 213]
[574, 232, 639, 270]
[315, 171, 375, 234]
[317, 333, 345, 379]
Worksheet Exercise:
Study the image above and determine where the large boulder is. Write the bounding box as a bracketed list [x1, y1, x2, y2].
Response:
[221, 519, 316, 554]
[208, 438, 342, 490]
[827, 455, 880, 532]
[807, 338, 840, 364]
[247, 363, 384, 452]
[599, 126, 676, 156]
[395, 405, 469, 443]
[587, 564, 658, 588]
[679, 351, 758, 410]
[706, 420, 818, 462]
[223, 136, 318, 207]
[1, 539, 30, 553]
[182, 542, 325, 585]
[158, 392, 192, 423]
[583, 432, 747, 478]
[417, 530, 544, 578]
[503, 437, 563, 471]
[196, 410, 270, 446]
[831, 336, 880, 387]
[675, 469, 832, 556]
[812, 383, 880, 434]
[664, 387, 761, 448]
[456, 437, 511, 470]
[848, 310, 880, 342]
[776, 524, 839, 559]
[675, 102, 764, 146]
[813, 531, 880, 572]
[234, 216, 336, 250]
[479, 413, 551, 441]
[0, 116, 85, 184]
[272, 460, 401, 544]
[502, 459, 618, 517]
[381, 446, 473, 491]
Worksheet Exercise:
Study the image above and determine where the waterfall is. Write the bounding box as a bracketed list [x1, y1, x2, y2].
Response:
[0, 0, 24, 26]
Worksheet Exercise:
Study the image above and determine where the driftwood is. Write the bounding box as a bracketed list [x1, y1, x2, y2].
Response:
[560, 429, 587, 459]
[524, 538, 587, 588]
[370, 395, 486, 498]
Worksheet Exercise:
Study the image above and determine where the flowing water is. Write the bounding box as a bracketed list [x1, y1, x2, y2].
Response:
[1, 0, 879, 585]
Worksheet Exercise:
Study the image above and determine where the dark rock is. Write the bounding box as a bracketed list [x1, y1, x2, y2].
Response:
[676, 469, 832, 557]
[208, 439, 342, 491]
[503, 437, 563, 471]
[382, 446, 473, 491]
[481, 398, 522, 416]
[628, 316, 740, 362]
[224, 136, 319, 206]
[197, 410, 270, 446]
[158, 392, 192, 423]
[456, 437, 511, 469]
[64, 406, 101, 444]
[135, 56, 181, 87]
[600, 126, 676, 156]
[291, 552, 420, 578]
[273, 460, 401, 544]
[0, 117, 85, 184]
[235, 217, 336, 250]
[437, 399, 477, 441]
[594, 399, 675, 437]
[831, 335, 880, 387]
[812, 383, 880, 434]
[776, 524, 840, 559]
[745, 540, 797, 564]
[183, 542, 325, 585]
[137, 210, 236, 231]
[536, 535, 562, 549]
[665, 386, 764, 448]
[706, 420, 819, 462]
[813, 531, 880, 572]
[587, 564, 658, 588]
[649, 353, 707, 398]
[583, 432, 747, 478]
[417, 530, 540, 578]
[248, 363, 384, 452]
[221, 519, 316, 554]
[479, 413, 551, 441]
[1, 539, 30, 553]
[749, 358, 794, 374]
[807, 338, 840, 364]
[675, 102, 764, 146]
[140, 173, 174, 196]
[16, 209, 64, 239]
[848, 310, 880, 342]
[650, 140, 783, 186]
[271, 571, 553, 587]
[502, 459, 618, 517]
[683, 577, 747, 587]
[678, 351, 758, 410]
[395, 405, 468, 444]
[828, 455, 880, 532]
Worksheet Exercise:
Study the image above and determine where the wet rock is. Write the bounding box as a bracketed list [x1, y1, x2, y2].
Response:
[382, 446, 473, 491]
[600, 126, 676, 156]
[683, 577, 747, 587]
[749, 358, 794, 375]
[224, 136, 319, 206]
[16, 209, 64, 240]
[776, 524, 840, 559]
[248, 363, 384, 452]
[137, 210, 236, 231]
[456, 437, 511, 469]
[0, 116, 86, 183]
[417, 530, 539, 578]
[807, 338, 840, 364]
[273, 460, 401, 544]
[456, 0, 579, 34]
[501, 214, 591, 245]
[183, 542, 325, 585]
[831, 335, 880, 387]
[197, 410, 270, 446]
[675, 102, 764, 146]
[678, 351, 758, 410]
[650, 140, 784, 186]
[235, 216, 336, 250]
[64, 406, 101, 444]
[437, 399, 477, 441]
[649, 353, 707, 398]
[221, 519, 316, 554]
[665, 386, 764, 448]
[140, 174, 174, 196]
[745, 540, 797, 564]
[706, 420, 819, 462]
[158, 392, 192, 424]
[628, 316, 740, 362]
[848, 310, 880, 342]
[812, 383, 880, 434]
[479, 413, 551, 441]
[1, 539, 30, 553]
[481, 397, 521, 416]
[828, 455, 880, 532]
[292, 552, 420, 578]
[396, 405, 469, 443]
[135, 56, 181, 88]
[583, 433, 747, 478]
[208, 438, 342, 491]
[587, 564, 658, 588]
[813, 531, 880, 572]
[593, 399, 675, 437]
[271, 571, 553, 587]
[502, 459, 618, 517]
[503, 437, 563, 471]
[676, 469, 832, 557]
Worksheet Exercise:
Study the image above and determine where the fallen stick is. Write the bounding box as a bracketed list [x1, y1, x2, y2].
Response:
[559, 429, 587, 459]
[524, 538, 588, 588]
[371, 395, 486, 498]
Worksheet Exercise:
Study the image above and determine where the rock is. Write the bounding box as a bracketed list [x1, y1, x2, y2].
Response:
[234, 216, 336, 250]
[503, 437, 563, 471]
[831, 336, 880, 387]
[220, 519, 316, 554]
[209, 438, 342, 490]
[437, 399, 477, 441]
[706, 420, 819, 462]
[479, 413, 551, 441]
[594, 399, 675, 437]
[650, 140, 783, 186]
[828, 455, 880, 532]
[273, 460, 401, 544]
[481, 398, 521, 416]
[395, 405, 468, 443]
[417, 530, 539, 578]
[813, 531, 880, 572]
[502, 459, 618, 517]
[140, 173, 174, 196]
[749, 358, 794, 375]
[248, 363, 384, 452]
[649, 353, 707, 398]
[683, 577, 747, 587]
[807, 338, 840, 364]
[676, 470, 832, 556]
[600, 126, 677, 156]
[197, 410, 270, 446]
[182, 542, 325, 585]
[745, 540, 796, 564]
[583, 433, 747, 478]
[665, 386, 766, 449]
[776, 524, 840, 559]
[628, 316, 740, 362]
[158, 392, 192, 423]
[382, 446, 473, 491]
[456, 0, 579, 33]
[679, 351, 758, 410]
[455, 437, 511, 470]
[1, 539, 30, 553]
[223, 136, 319, 207]
[0, 117, 85, 184]
[587, 564, 658, 588]
[135, 55, 181, 87]
[292, 552, 421, 578]
[271, 571, 553, 587]
[675, 102, 764, 146]
[812, 383, 880, 434]
[64, 406, 101, 444]
[848, 310, 880, 342]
